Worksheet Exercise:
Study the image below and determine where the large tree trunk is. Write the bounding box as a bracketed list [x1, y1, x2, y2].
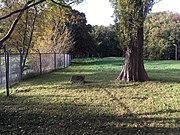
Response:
[117, 27, 149, 82]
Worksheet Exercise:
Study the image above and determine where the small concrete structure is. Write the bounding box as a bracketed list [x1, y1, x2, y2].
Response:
[70, 75, 85, 84]
[16, 88, 31, 92]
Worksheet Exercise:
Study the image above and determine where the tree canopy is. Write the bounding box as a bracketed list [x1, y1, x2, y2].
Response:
[0, 0, 84, 48]
[144, 12, 180, 60]
[92, 25, 122, 57]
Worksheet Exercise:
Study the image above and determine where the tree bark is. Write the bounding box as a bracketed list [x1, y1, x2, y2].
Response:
[116, 0, 149, 82]
[22, 6, 38, 70]
[117, 27, 149, 82]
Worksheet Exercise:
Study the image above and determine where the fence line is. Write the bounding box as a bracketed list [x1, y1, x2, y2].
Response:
[0, 53, 72, 92]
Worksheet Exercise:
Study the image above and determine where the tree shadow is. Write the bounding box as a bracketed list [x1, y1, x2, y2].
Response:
[3, 58, 179, 133]
[13, 57, 180, 88]
[104, 88, 133, 114]
[16, 68, 102, 87]
[73, 57, 124, 66]
[147, 69, 180, 83]
[0, 94, 180, 135]
[145, 60, 179, 66]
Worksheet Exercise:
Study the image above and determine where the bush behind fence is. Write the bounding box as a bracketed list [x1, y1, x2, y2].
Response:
[0, 53, 71, 89]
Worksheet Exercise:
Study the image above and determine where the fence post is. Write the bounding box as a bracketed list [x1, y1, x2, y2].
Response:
[0, 55, 2, 83]
[70, 55, 72, 65]
[68, 55, 70, 66]
[54, 52, 56, 70]
[67, 54, 68, 66]
[19, 53, 23, 81]
[4, 49, 9, 96]
[39, 53, 42, 75]
[69, 55, 71, 65]
[63, 54, 66, 68]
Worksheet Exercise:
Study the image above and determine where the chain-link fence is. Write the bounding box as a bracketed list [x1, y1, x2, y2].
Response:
[0, 53, 71, 90]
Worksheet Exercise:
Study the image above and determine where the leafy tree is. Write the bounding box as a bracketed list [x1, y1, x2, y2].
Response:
[0, 0, 85, 78]
[144, 12, 180, 60]
[0, 1, 39, 73]
[110, 0, 160, 82]
[67, 10, 96, 57]
[0, 0, 83, 49]
[92, 25, 122, 57]
[33, 6, 75, 53]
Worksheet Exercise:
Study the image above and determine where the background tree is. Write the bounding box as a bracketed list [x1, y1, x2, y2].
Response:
[0, 0, 85, 76]
[0, 0, 96, 58]
[0, 0, 83, 49]
[0, 1, 38, 71]
[144, 12, 180, 60]
[66, 10, 96, 57]
[92, 25, 122, 57]
[33, 5, 75, 53]
[111, 0, 161, 82]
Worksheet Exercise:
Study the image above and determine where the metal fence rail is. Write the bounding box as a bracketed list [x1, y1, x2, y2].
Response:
[0, 53, 71, 91]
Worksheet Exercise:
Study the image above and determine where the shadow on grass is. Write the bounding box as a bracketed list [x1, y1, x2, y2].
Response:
[147, 69, 180, 83]
[0, 94, 180, 135]
[104, 89, 133, 114]
[17, 69, 98, 86]
[15, 68, 180, 91]
[16, 70, 119, 88]
[136, 109, 180, 117]
[14, 57, 180, 88]
[73, 57, 124, 66]
[145, 60, 179, 65]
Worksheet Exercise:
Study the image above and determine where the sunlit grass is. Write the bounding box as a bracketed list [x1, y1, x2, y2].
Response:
[0, 57, 180, 134]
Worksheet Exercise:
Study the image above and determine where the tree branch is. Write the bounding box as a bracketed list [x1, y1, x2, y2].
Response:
[51, 0, 73, 9]
[158, 35, 176, 44]
[0, 0, 76, 49]
[23, 6, 38, 69]
[0, 0, 46, 20]
[0, 0, 46, 48]
[0, 9, 24, 46]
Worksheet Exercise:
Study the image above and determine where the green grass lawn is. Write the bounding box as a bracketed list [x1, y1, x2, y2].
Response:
[0, 57, 180, 135]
